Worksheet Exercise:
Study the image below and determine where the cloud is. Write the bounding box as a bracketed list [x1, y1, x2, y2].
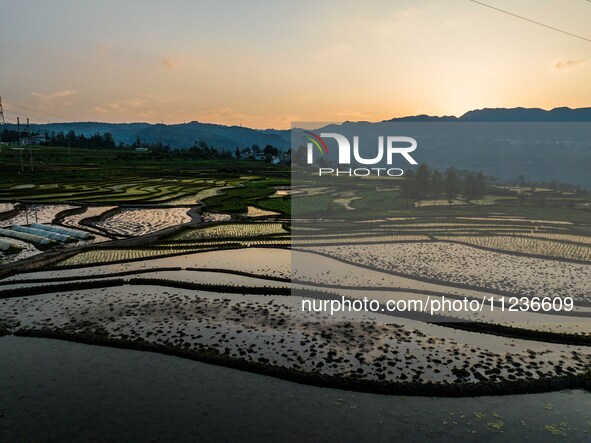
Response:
[555, 59, 585, 70]
[93, 97, 148, 114]
[31, 90, 79, 101]
[161, 58, 179, 70]
[30, 90, 79, 112]
[92, 95, 183, 121]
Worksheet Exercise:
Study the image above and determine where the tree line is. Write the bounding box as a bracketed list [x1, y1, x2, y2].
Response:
[41, 131, 117, 149]
[1, 129, 283, 162]
[401, 163, 486, 206]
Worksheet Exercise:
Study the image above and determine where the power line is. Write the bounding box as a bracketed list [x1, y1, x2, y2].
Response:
[3, 101, 72, 123]
[468, 0, 591, 43]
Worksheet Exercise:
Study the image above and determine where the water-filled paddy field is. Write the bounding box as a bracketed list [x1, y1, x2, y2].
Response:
[1, 237, 590, 395]
[2, 336, 590, 442]
[0, 175, 590, 440]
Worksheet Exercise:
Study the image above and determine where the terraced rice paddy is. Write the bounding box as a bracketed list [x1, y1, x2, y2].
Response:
[61, 206, 116, 233]
[8, 248, 292, 280]
[290, 216, 591, 261]
[54, 247, 218, 266]
[306, 242, 590, 301]
[434, 235, 591, 261]
[269, 188, 302, 198]
[0, 204, 77, 227]
[0, 203, 15, 213]
[1, 284, 588, 387]
[245, 206, 281, 217]
[334, 195, 362, 210]
[193, 184, 238, 202]
[293, 234, 430, 245]
[173, 222, 287, 240]
[1, 246, 589, 394]
[54, 239, 292, 267]
[202, 212, 232, 223]
[0, 179, 197, 204]
[91, 207, 192, 236]
[0, 171, 590, 398]
[0, 174, 284, 211]
[4, 337, 591, 443]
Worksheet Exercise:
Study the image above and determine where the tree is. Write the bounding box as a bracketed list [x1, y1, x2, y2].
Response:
[263, 144, 278, 160]
[42, 130, 122, 150]
[430, 170, 443, 205]
[291, 146, 308, 166]
[463, 172, 477, 203]
[414, 163, 431, 205]
[102, 132, 115, 149]
[235, 147, 241, 159]
[474, 171, 486, 200]
[444, 169, 459, 203]
[400, 170, 416, 206]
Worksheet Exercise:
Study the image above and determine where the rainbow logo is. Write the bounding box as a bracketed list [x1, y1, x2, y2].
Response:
[305, 131, 329, 155]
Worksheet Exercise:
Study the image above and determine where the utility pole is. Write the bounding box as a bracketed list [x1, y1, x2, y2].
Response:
[17, 117, 24, 173]
[27, 118, 33, 172]
[0, 97, 5, 145]
[0, 97, 5, 125]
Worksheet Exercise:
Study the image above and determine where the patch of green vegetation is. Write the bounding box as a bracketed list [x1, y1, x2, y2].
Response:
[387, 203, 591, 225]
[171, 222, 287, 241]
[291, 194, 345, 217]
[0, 145, 288, 206]
[350, 189, 405, 214]
[486, 420, 504, 431]
[544, 422, 571, 436]
[256, 197, 290, 215]
[202, 180, 282, 213]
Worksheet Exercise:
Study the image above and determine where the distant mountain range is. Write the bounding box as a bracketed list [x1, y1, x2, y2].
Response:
[18, 121, 291, 151]
[5, 106, 590, 150]
[303, 107, 591, 186]
[2, 106, 590, 185]
[384, 107, 591, 123]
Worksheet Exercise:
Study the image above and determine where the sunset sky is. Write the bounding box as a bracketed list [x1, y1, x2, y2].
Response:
[1, 0, 590, 128]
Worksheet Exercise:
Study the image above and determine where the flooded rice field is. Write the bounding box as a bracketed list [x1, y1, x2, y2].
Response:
[0, 204, 77, 227]
[0, 285, 588, 386]
[1, 336, 590, 442]
[245, 206, 281, 217]
[0, 203, 589, 438]
[91, 207, 192, 236]
[202, 212, 233, 222]
[307, 243, 591, 301]
[1, 246, 589, 394]
[61, 206, 116, 235]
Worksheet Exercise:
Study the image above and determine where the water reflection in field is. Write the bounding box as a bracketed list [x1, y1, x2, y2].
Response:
[0, 336, 589, 442]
